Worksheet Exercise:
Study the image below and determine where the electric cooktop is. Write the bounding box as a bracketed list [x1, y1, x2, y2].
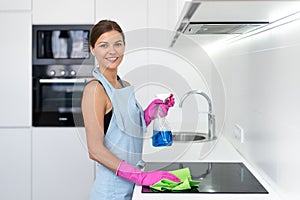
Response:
[142, 162, 268, 194]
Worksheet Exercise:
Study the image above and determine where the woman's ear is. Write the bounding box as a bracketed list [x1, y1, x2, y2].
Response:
[90, 46, 95, 56]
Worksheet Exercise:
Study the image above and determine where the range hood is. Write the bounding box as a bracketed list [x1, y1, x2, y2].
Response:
[170, 0, 300, 47]
[175, 1, 269, 35]
[183, 21, 269, 35]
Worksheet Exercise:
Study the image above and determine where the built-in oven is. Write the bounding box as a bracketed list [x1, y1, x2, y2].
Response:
[32, 25, 94, 127]
[32, 65, 93, 126]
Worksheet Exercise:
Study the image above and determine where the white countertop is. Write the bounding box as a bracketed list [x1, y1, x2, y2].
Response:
[132, 136, 281, 200]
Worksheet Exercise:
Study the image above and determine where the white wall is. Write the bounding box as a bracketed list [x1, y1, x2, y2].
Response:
[119, 34, 212, 134]
[208, 19, 300, 200]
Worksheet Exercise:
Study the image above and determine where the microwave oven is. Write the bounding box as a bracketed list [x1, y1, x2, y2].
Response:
[32, 24, 94, 65]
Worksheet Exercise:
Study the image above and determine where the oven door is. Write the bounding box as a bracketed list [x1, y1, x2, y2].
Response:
[33, 78, 90, 126]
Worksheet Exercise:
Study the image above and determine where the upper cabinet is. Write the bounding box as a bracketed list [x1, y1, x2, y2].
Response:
[32, 0, 94, 24]
[0, 0, 31, 11]
[96, 0, 178, 31]
[95, 0, 179, 52]
[0, 12, 31, 127]
[95, 0, 147, 31]
[147, 0, 178, 31]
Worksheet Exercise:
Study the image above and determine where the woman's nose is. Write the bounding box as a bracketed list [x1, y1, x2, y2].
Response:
[107, 45, 117, 54]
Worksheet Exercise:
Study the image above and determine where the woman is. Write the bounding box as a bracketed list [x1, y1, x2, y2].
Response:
[81, 20, 180, 200]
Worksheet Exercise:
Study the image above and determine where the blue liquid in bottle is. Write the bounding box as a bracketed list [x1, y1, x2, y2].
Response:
[152, 130, 173, 147]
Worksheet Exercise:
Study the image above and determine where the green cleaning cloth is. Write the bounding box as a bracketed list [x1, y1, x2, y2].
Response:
[149, 168, 200, 191]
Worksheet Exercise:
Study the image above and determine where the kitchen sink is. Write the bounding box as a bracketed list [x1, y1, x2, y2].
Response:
[172, 132, 215, 142]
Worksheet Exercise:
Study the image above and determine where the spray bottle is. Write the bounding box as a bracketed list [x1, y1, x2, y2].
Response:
[152, 93, 173, 147]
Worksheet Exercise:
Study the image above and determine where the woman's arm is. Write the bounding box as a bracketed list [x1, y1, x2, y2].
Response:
[81, 81, 121, 173]
[82, 81, 180, 185]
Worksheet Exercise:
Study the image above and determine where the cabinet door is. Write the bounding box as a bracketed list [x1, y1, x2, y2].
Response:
[0, 12, 31, 127]
[32, 0, 94, 24]
[0, 128, 31, 200]
[96, 0, 179, 31]
[32, 127, 94, 200]
[148, 0, 178, 31]
[95, 0, 147, 31]
[0, 0, 31, 11]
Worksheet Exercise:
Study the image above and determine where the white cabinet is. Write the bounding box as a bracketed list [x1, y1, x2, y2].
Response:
[95, 0, 178, 31]
[0, 12, 31, 127]
[95, 0, 147, 31]
[32, 127, 94, 200]
[148, 0, 178, 31]
[95, 0, 178, 47]
[32, 0, 94, 24]
[0, 128, 31, 200]
[0, 0, 31, 11]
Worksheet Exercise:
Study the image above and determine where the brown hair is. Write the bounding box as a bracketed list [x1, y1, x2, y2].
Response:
[89, 20, 125, 48]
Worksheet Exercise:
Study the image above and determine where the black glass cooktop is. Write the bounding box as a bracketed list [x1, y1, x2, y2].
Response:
[142, 162, 268, 194]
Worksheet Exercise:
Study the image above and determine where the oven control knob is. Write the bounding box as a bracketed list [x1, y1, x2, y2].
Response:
[49, 70, 56, 76]
[60, 70, 66, 76]
[70, 70, 76, 76]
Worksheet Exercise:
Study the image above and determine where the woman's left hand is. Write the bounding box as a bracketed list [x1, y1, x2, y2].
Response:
[144, 97, 175, 126]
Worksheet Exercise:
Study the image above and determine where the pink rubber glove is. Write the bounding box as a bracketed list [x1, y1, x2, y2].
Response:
[116, 160, 180, 186]
[144, 96, 175, 126]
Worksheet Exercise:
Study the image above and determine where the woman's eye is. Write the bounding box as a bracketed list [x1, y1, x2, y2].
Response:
[115, 42, 123, 47]
[99, 43, 108, 48]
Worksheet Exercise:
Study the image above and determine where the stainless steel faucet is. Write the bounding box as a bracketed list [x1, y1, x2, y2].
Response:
[179, 90, 216, 140]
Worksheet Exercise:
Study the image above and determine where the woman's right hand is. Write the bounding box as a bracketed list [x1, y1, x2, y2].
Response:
[116, 160, 180, 186]
[138, 170, 181, 186]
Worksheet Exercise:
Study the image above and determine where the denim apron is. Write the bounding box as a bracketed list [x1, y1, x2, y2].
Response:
[89, 68, 146, 200]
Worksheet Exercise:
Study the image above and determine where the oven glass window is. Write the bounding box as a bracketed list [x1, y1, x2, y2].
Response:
[40, 83, 83, 113]
[33, 79, 86, 126]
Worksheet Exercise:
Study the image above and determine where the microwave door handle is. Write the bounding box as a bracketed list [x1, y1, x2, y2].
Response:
[39, 78, 88, 83]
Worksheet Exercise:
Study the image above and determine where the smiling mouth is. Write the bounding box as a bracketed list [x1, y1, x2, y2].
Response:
[106, 57, 118, 62]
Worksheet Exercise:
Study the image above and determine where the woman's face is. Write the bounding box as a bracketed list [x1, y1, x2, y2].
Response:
[91, 30, 125, 71]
